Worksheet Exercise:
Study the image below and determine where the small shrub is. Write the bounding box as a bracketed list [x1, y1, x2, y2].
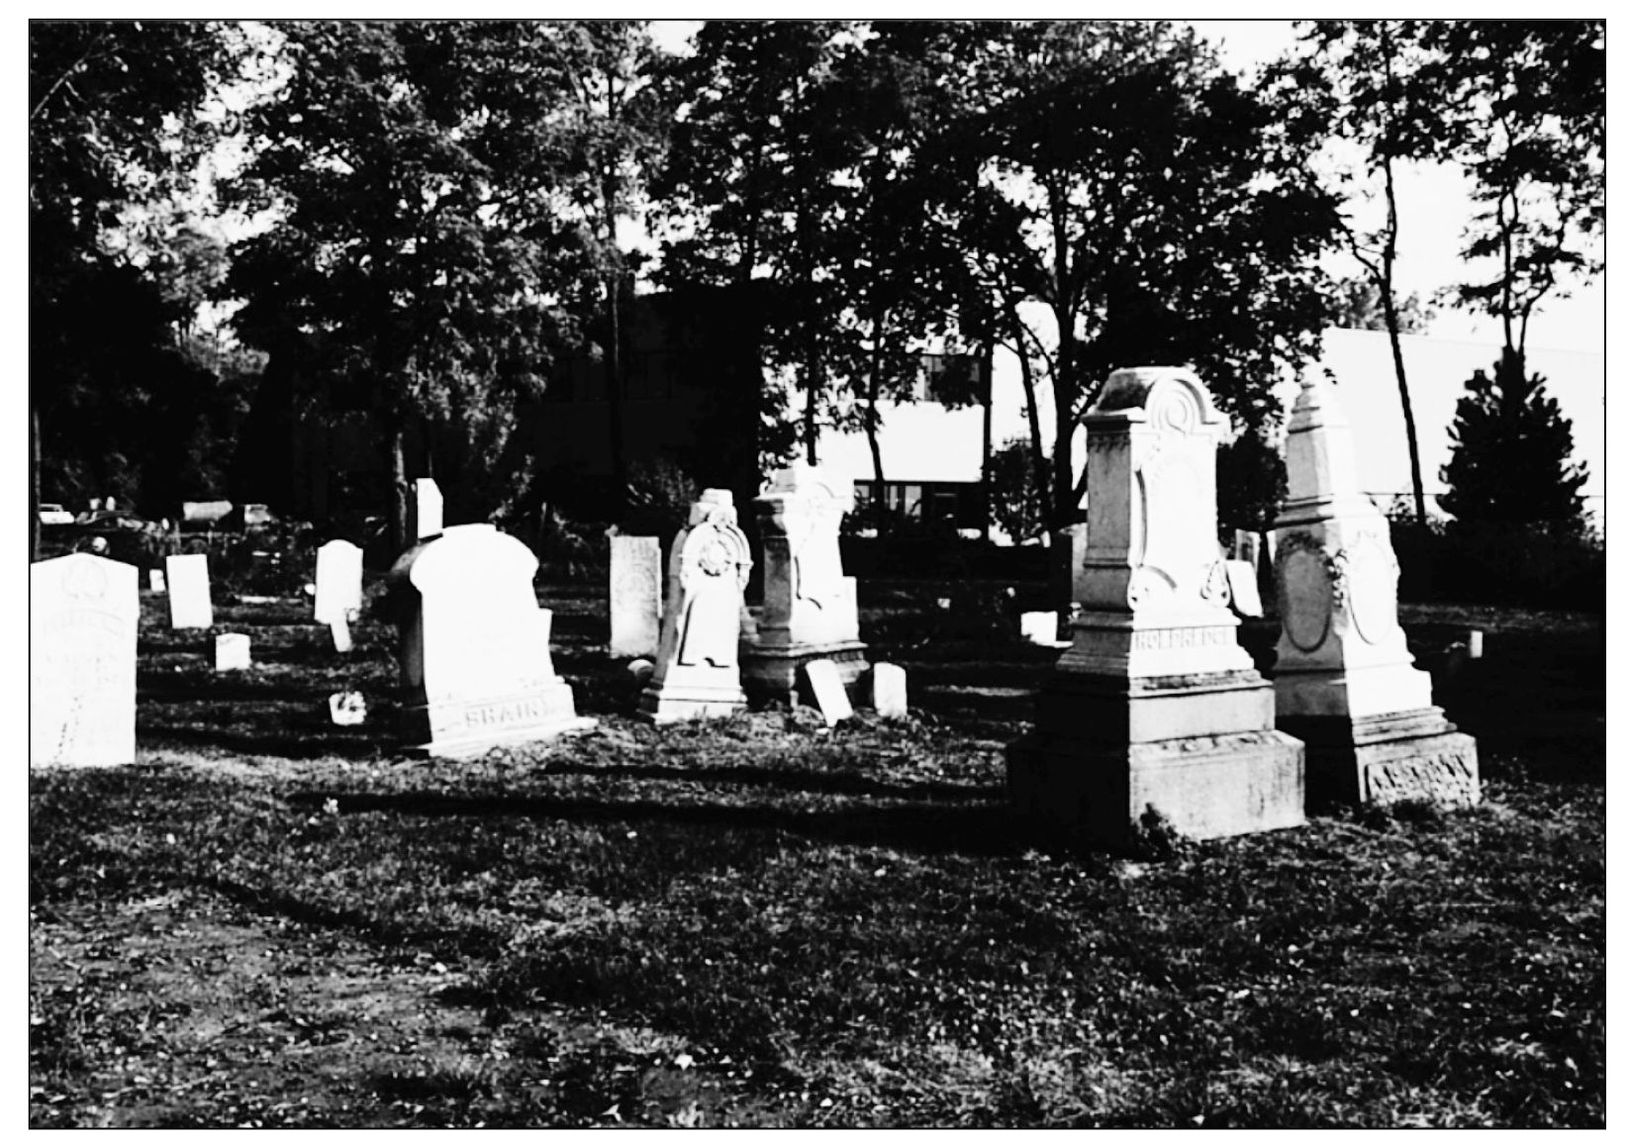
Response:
[1127, 805, 1191, 863]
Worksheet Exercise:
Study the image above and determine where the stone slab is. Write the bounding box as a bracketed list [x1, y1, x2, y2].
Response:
[329, 691, 367, 725]
[869, 663, 908, 718]
[1007, 728, 1306, 849]
[609, 534, 663, 659]
[400, 682, 596, 756]
[314, 539, 364, 625]
[1281, 708, 1479, 809]
[1034, 668, 1277, 747]
[30, 553, 138, 768]
[214, 632, 252, 672]
[165, 553, 213, 629]
[149, 569, 166, 594]
[804, 659, 854, 726]
[740, 640, 869, 705]
[330, 618, 354, 654]
[1021, 611, 1060, 644]
[1224, 560, 1263, 617]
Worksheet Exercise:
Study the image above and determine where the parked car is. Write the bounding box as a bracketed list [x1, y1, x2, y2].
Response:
[37, 502, 75, 526]
[69, 509, 169, 566]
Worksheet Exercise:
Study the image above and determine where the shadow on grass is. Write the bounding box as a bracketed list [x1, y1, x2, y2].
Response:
[144, 723, 395, 760]
[287, 789, 1018, 859]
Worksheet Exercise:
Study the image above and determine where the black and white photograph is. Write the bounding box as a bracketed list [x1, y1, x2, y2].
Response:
[27, 17, 1605, 1127]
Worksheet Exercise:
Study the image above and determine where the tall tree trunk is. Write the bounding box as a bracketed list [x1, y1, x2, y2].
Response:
[1378, 152, 1427, 523]
[1049, 307, 1080, 615]
[979, 343, 994, 543]
[605, 269, 628, 504]
[388, 420, 409, 555]
[30, 404, 41, 562]
[864, 308, 885, 492]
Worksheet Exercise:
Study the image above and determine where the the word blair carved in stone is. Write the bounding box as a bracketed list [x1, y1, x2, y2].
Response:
[638, 490, 753, 722]
[389, 524, 594, 756]
[165, 553, 213, 630]
[1007, 367, 1306, 850]
[31, 554, 139, 768]
[742, 462, 868, 703]
[609, 533, 663, 659]
[314, 539, 364, 625]
[1271, 371, 1478, 809]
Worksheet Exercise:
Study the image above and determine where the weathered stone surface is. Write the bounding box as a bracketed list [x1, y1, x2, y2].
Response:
[743, 463, 868, 702]
[804, 659, 854, 726]
[609, 534, 663, 659]
[869, 663, 908, 718]
[1270, 372, 1476, 809]
[165, 553, 213, 629]
[1008, 367, 1304, 847]
[214, 632, 252, 672]
[389, 523, 594, 754]
[30, 554, 138, 768]
[638, 490, 752, 722]
[314, 539, 364, 625]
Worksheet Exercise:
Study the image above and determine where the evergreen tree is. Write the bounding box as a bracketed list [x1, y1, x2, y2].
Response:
[1438, 348, 1590, 533]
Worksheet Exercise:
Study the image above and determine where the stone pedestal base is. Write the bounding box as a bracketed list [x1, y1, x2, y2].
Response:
[635, 678, 748, 723]
[400, 681, 596, 757]
[1007, 667, 1306, 850]
[1007, 728, 1306, 849]
[739, 639, 869, 706]
[1279, 707, 1480, 809]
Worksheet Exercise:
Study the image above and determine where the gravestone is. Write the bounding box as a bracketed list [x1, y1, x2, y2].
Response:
[30, 554, 138, 768]
[869, 663, 908, 718]
[1021, 611, 1062, 645]
[804, 660, 854, 726]
[314, 539, 364, 625]
[637, 490, 753, 722]
[742, 462, 869, 703]
[328, 692, 367, 726]
[1224, 561, 1263, 618]
[609, 533, 663, 659]
[165, 553, 213, 629]
[1232, 529, 1261, 572]
[1007, 367, 1305, 848]
[389, 524, 594, 755]
[1271, 372, 1478, 809]
[411, 478, 444, 544]
[214, 633, 252, 672]
[149, 569, 166, 594]
[330, 618, 354, 654]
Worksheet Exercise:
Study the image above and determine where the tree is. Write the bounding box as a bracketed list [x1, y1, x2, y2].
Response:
[225, 22, 581, 549]
[1273, 20, 1448, 525]
[1427, 21, 1603, 360]
[30, 20, 237, 556]
[935, 21, 1339, 607]
[653, 21, 864, 464]
[1327, 276, 1432, 333]
[1215, 429, 1289, 539]
[1438, 348, 1589, 533]
[985, 438, 1051, 544]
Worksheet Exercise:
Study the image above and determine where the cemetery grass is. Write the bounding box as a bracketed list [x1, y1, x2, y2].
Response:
[29, 591, 1603, 1127]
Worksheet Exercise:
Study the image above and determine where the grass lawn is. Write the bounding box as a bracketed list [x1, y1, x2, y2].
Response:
[29, 584, 1604, 1126]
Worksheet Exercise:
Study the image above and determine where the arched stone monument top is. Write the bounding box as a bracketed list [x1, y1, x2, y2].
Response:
[1087, 367, 1222, 433]
[394, 523, 538, 592]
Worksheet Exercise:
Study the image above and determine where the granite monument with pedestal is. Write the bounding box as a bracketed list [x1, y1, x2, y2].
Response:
[741, 463, 868, 703]
[389, 524, 594, 755]
[1007, 367, 1306, 847]
[1271, 372, 1479, 809]
[638, 490, 753, 722]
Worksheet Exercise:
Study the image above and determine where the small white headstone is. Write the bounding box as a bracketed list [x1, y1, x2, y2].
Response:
[609, 534, 663, 658]
[1224, 560, 1264, 618]
[165, 553, 213, 629]
[412, 478, 443, 543]
[870, 663, 908, 718]
[1021, 611, 1059, 644]
[30, 554, 138, 767]
[1466, 630, 1484, 659]
[1232, 529, 1261, 572]
[314, 539, 364, 625]
[330, 617, 353, 654]
[328, 691, 367, 726]
[804, 659, 853, 726]
[935, 597, 952, 610]
[149, 569, 166, 594]
[214, 632, 252, 672]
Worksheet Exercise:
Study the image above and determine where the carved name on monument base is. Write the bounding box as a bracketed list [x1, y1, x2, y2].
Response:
[1279, 706, 1480, 809]
[401, 681, 596, 757]
[1007, 728, 1307, 849]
